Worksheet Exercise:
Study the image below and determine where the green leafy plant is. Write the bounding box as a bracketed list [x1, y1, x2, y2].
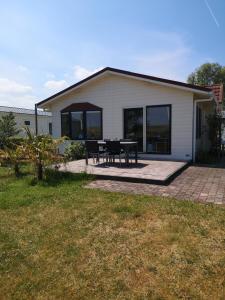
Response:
[64, 141, 85, 161]
[0, 142, 25, 177]
[23, 127, 65, 180]
[187, 62, 225, 86]
[195, 150, 218, 164]
[0, 112, 20, 148]
[207, 113, 222, 152]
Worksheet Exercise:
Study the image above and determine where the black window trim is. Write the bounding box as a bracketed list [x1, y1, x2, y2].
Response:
[61, 108, 103, 140]
[146, 104, 172, 155]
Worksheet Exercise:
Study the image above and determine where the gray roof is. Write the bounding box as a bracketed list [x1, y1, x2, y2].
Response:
[0, 106, 52, 116]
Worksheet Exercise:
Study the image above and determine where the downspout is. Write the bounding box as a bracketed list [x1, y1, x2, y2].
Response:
[35, 104, 38, 135]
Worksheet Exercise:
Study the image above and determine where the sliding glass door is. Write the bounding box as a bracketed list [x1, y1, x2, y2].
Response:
[124, 108, 143, 151]
[146, 105, 171, 154]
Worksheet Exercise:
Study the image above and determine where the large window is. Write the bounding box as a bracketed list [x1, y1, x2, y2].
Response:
[71, 112, 84, 139]
[61, 109, 102, 140]
[124, 108, 143, 151]
[146, 105, 171, 154]
[86, 111, 102, 139]
[61, 112, 70, 137]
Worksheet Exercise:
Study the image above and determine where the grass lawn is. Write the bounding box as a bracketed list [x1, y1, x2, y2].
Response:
[1, 167, 225, 299]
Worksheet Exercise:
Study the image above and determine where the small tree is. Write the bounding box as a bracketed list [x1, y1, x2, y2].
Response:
[23, 127, 64, 180]
[0, 112, 20, 147]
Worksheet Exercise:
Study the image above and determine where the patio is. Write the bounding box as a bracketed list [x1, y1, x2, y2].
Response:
[59, 159, 188, 184]
[86, 165, 225, 204]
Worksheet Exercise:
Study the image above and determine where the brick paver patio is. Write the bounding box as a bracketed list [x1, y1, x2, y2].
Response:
[86, 165, 225, 204]
[59, 159, 186, 183]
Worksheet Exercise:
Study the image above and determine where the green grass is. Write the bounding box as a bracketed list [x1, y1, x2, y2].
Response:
[1, 166, 225, 299]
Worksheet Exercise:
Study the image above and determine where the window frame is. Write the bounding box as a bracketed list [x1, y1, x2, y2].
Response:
[61, 108, 103, 140]
[146, 104, 172, 155]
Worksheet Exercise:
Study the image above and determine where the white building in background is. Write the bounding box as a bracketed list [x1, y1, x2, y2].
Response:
[0, 106, 52, 136]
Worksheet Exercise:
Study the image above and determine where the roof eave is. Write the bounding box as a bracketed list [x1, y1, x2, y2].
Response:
[37, 67, 212, 108]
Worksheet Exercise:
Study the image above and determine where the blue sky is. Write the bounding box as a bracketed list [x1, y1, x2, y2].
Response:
[0, 0, 224, 108]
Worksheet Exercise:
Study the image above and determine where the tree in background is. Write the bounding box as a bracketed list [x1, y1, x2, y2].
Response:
[187, 63, 225, 86]
[0, 112, 20, 147]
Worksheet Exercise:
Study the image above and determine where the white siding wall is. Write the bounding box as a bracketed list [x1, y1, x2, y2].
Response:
[49, 74, 194, 161]
[0, 112, 52, 136]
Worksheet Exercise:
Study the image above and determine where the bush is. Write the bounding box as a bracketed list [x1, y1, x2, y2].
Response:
[64, 142, 85, 161]
[196, 150, 219, 164]
[5, 136, 25, 148]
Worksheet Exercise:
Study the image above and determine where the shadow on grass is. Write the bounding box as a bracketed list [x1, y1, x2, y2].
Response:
[30, 169, 95, 187]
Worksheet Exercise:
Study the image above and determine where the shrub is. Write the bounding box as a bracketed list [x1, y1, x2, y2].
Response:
[23, 127, 65, 180]
[64, 142, 85, 161]
[0, 144, 25, 177]
[195, 150, 219, 164]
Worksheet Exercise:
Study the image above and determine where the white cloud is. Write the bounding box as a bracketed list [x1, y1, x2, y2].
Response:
[73, 65, 104, 81]
[0, 77, 36, 108]
[0, 78, 32, 94]
[0, 94, 38, 109]
[44, 79, 68, 91]
[136, 47, 191, 81]
[134, 31, 193, 81]
[17, 65, 29, 72]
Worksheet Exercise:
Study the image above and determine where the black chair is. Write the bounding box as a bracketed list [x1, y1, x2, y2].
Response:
[106, 141, 124, 165]
[85, 141, 100, 165]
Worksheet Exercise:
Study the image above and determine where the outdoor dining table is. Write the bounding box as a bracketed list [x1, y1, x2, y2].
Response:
[86, 141, 138, 165]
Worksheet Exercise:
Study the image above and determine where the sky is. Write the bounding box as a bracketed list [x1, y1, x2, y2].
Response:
[0, 0, 225, 109]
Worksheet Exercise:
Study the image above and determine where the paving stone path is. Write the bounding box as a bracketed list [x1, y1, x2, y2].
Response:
[86, 166, 225, 204]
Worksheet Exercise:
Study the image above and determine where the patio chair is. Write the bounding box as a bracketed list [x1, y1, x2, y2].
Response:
[85, 141, 106, 164]
[105, 141, 124, 165]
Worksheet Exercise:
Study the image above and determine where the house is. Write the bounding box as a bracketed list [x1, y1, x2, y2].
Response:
[36, 67, 221, 162]
[0, 106, 52, 136]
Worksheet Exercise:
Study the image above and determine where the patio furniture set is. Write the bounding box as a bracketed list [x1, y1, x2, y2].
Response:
[85, 140, 138, 166]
